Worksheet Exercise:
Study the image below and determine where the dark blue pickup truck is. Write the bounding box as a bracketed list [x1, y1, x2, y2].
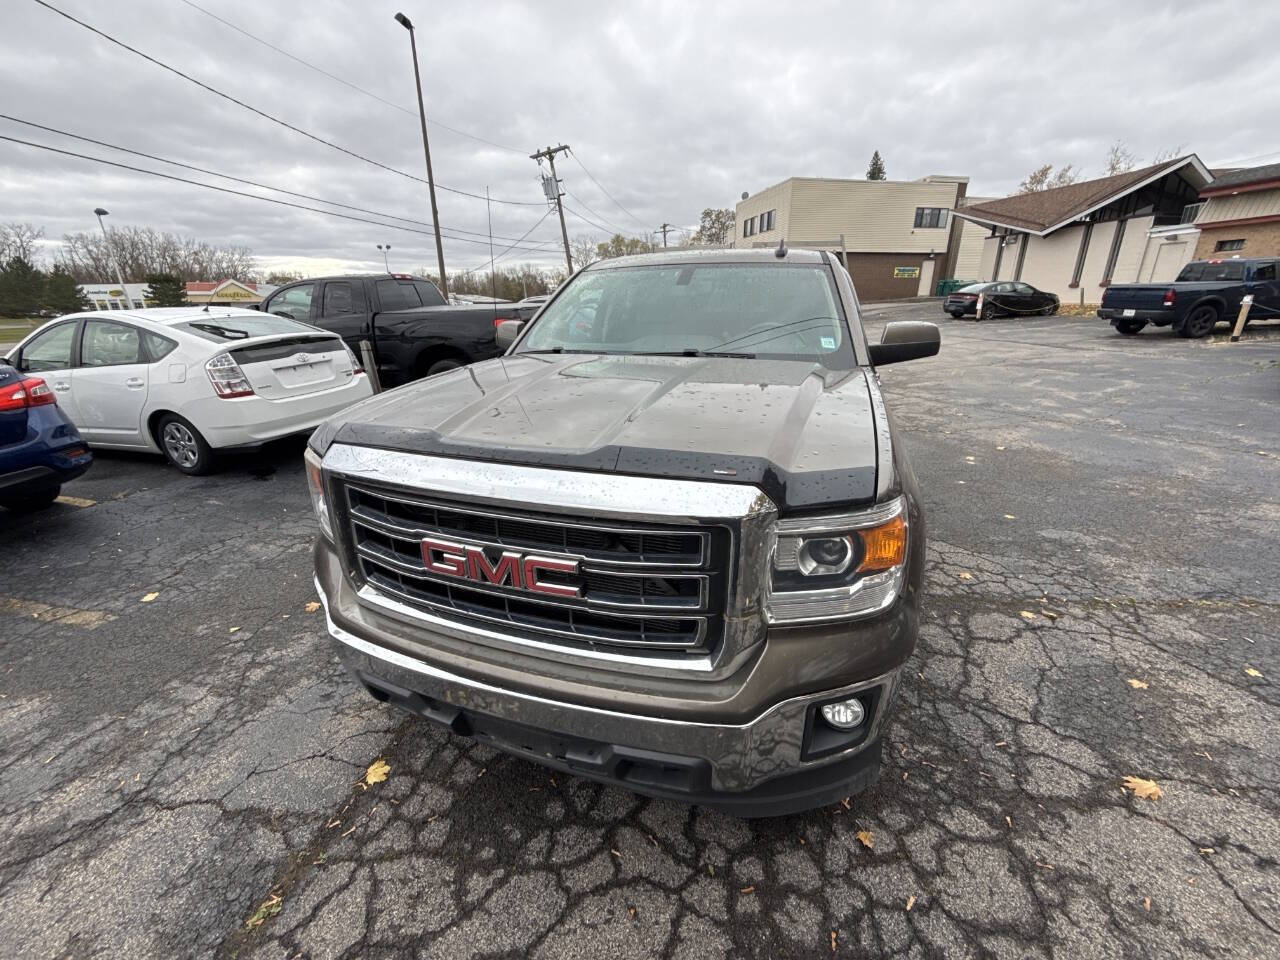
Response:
[1099, 257, 1280, 338]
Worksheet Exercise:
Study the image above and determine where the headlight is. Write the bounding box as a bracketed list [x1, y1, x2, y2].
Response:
[304, 447, 333, 540]
[768, 496, 908, 623]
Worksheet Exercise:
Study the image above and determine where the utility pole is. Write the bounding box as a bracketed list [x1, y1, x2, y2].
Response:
[657, 223, 673, 248]
[531, 144, 573, 274]
[395, 12, 448, 300]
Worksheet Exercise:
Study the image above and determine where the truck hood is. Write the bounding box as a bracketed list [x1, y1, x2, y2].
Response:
[327, 354, 880, 510]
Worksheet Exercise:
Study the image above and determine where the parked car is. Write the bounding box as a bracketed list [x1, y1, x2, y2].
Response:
[942, 281, 1060, 318]
[1099, 257, 1280, 337]
[514, 294, 551, 321]
[3, 308, 372, 476]
[307, 248, 940, 816]
[0, 362, 92, 510]
[260, 274, 519, 387]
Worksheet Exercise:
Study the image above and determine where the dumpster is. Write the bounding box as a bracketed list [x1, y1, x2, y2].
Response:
[935, 278, 977, 297]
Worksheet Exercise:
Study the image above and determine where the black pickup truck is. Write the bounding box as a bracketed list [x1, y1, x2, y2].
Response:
[1099, 257, 1280, 337]
[260, 274, 516, 387]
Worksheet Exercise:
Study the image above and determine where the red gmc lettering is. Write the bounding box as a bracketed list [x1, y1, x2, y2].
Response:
[467, 548, 522, 587]
[420, 538, 581, 598]
[522, 556, 581, 597]
[421, 537, 467, 577]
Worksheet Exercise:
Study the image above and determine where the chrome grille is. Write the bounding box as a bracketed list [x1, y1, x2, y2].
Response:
[338, 481, 729, 654]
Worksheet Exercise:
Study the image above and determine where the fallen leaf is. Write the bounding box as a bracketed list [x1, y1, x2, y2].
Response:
[1143, 897, 1151, 911]
[1041, 610, 1059, 621]
[740, 885, 755, 894]
[627, 906, 636, 919]
[1127, 678, 1149, 690]
[1019, 611, 1037, 621]
[365, 758, 391, 785]
[1003, 514, 1017, 520]
[996, 445, 1006, 451]
[1123, 775, 1163, 801]
[1005, 816, 1012, 828]
[957, 571, 973, 581]
[229, 626, 240, 634]
[855, 829, 875, 850]
[611, 849, 622, 859]
[905, 895, 916, 912]
[840, 796, 851, 810]
[1245, 667, 1262, 678]
[830, 930, 837, 953]
[304, 601, 321, 613]
[140, 592, 159, 603]
[994, 741, 1008, 748]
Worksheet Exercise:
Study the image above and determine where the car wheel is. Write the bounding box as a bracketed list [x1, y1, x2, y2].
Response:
[157, 414, 216, 475]
[0, 485, 61, 512]
[1179, 304, 1219, 339]
[1114, 320, 1147, 335]
[426, 359, 463, 376]
[1041, 304, 1058, 315]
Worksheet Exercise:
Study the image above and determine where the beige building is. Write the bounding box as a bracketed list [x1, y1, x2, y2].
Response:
[955, 156, 1213, 303]
[733, 175, 985, 300]
[1191, 162, 1280, 259]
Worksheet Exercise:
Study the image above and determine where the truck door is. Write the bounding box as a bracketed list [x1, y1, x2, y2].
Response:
[1247, 260, 1280, 319]
[263, 282, 318, 323]
[316, 280, 372, 353]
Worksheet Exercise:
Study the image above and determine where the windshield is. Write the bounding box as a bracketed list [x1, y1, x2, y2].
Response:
[957, 283, 990, 293]
[1176, 260, 1246, 282]
[517, 262, 854, 365]
[176, 315, 319, 341]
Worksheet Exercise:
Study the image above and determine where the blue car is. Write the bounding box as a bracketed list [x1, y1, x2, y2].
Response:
[0, 363, 92, 511]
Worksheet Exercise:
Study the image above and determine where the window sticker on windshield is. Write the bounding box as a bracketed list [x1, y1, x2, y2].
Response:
[820, 336, 836, 350]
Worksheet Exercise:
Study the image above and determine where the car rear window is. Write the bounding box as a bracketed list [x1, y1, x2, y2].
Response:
[1176, 261, 1246, 282]
[376, 280, 422, 311]
[175, 315, 319, 341]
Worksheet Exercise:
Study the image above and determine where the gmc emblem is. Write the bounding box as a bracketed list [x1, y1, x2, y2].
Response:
[420, 537, 581, 598]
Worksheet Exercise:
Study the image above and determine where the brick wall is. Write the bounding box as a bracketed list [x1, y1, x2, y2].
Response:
[1194, 221, 1280, 259]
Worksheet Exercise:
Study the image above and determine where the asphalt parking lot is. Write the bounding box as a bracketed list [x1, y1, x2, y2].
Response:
[1, 305, 1276, 959]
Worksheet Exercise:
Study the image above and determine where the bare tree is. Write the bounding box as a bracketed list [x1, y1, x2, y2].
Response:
[1151, 144, 1187, 165]
[1017, 163, 1081, 194]
[54, 226, 256, 283]
[690, 208, 736, 246]
[1104, 141, 1137, 176]
[569, 234, 601, 269]
[0, 223, 45, 264]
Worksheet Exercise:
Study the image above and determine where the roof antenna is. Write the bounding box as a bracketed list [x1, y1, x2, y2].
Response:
[775, 236, 788, 258]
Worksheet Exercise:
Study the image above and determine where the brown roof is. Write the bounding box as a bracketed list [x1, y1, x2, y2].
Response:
[957, 157, 1199, 234]
[1202, 161, 1280, 194]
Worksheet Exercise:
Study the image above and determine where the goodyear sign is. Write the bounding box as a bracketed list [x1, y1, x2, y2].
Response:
[893, 266, 920, 279]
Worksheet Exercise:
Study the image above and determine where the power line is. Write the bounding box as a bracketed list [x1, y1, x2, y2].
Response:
[0, 134, 559, 256]
[562, 202, 630, 238]
[31, 0, 542, 206]
[567, 148, 648, 229]
[0, 114, 560, 247]
[177, 0, 526, 156]
[564, 191, 640, 238]
[456, 208, 557, 275]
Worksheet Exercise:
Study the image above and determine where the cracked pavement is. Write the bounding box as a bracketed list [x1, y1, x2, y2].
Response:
[0, 307, 1276, 958]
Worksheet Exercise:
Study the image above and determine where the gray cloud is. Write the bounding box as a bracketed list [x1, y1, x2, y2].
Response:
[3, 0, 1277, 277]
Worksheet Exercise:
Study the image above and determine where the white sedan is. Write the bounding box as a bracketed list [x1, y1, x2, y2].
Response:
[3, 307, 373, 475]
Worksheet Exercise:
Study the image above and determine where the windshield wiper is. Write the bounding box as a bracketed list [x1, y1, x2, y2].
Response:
[190, 322, 250, 339]
[520, 347, 615, 355]
[647, 349, 756, 359]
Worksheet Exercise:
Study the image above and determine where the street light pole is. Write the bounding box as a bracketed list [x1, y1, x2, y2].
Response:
[377, 244, 392, 272]
[394, 12, 448, 300]
[93, 207, 129, 305]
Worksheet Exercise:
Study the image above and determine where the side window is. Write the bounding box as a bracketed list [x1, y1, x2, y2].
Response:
[268, 283, 315, 320]
[1013, 282, 1034, 294]
[20, 322, 77, 373]
[994, 282, 1015, 294]
[322, 281, 365, 315]
[81, 320, 144, 367]
[376, 280, 422, 311]
[414, 281, 445, 307]
[143, 331, 177, 361]
[1252, 261, 1276, 281]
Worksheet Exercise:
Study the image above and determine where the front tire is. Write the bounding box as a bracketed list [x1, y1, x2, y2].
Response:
[949, 310, 964, 318]
[1041, 303, 1058, 316]
[1179, 304, 1219, 339]
[1114, 319, 1147, 335]
[0, 485, 61, 512]
[157, 414, 215, 475]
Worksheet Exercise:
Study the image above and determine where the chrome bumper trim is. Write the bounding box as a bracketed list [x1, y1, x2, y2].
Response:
[316, 575, 900, 792]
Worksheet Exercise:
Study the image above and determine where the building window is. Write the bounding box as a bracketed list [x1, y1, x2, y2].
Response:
[759, 210, 775, 232]
[743, 216, 756, 238]
[914, 207, 948, 229]
[1214, 238, 1245, 252]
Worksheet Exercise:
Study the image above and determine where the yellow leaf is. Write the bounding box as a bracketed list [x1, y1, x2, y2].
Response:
[1245, 667, 1262, 678]
[996, 445, 1006, 451]
[740, 885, 755, 894]
[1004, 514, 1017, 520]
[830, 930, 837, 953]
[1122, 775, 1162, 801]
[1127, 678, 1149, 689]
[905, 894, 916, 911]
[305, 601, 321, 613]
[958, 571, 973, 581]
[140, 592, 159, 603]
[855, 829, 874, 850]
[1019, 611, 1037, 621]
[229, 627, 240, 634]
[365, 758, 390, 785]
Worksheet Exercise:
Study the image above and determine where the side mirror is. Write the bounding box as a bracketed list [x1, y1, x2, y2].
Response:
[868, 321, 940, 366]
[495, 319, 524, 351]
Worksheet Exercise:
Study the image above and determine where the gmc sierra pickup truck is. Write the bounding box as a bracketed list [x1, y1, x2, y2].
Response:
[1099, 256, 1280, 337]
[261, 274, 515, 387]
[306, 248, 940, 816]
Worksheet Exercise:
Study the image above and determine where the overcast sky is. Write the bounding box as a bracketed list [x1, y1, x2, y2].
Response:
[4, 0, 1279, 278]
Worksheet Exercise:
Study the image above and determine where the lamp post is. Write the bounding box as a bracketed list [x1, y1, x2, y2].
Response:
[377, 244, 392, 272]
[394, 12, 448, 300]
[93, 207, 129, 306]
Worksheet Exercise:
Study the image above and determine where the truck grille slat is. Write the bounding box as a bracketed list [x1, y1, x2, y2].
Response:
[338, 481, 730, 656]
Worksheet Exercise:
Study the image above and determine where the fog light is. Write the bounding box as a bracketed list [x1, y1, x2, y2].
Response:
[820, 698, 865, 730]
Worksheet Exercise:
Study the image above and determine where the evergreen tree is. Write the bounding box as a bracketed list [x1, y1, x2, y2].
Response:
[866, 151, 887, 180]
[143, 272, 187, 307]
[0, 257, 45, 317]
[43, 265, 91, 315]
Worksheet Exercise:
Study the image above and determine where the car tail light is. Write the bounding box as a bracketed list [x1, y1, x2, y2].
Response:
[342, 342, 364, 375]
[205, 353, 255, 398]
[1163, 288, 1176, 307]
[0, 376, 57, 411]
[493, 316, 515, 327]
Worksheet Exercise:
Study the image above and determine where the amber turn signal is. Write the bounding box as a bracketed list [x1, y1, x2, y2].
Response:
[856, 514, 907, 573]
